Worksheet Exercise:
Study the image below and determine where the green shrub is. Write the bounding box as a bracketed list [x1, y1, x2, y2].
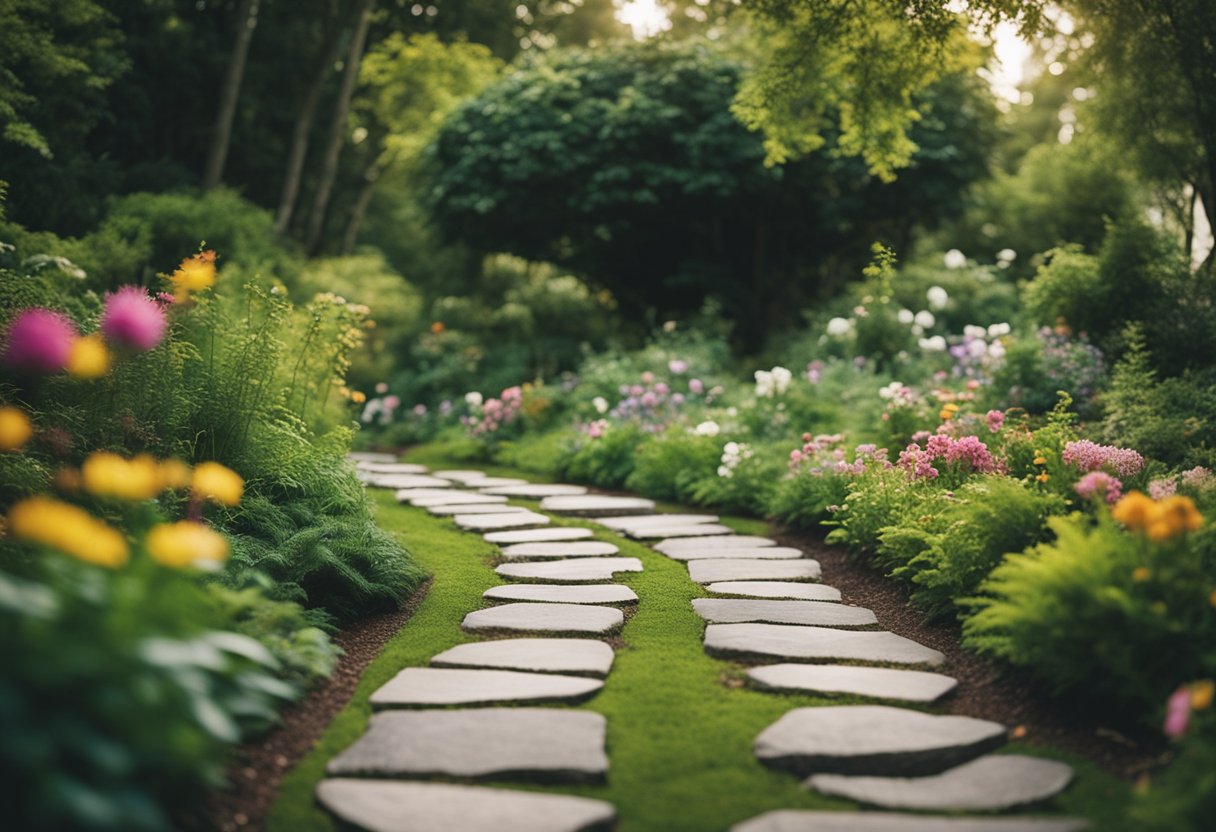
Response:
[564, 425, 644, 489]
[625, 429, 721, 502]
[768, 467, 852, 529]
[1126, 706, 1216, 832]
[827, 467, 951, 554]
[686, 440, 787, 515]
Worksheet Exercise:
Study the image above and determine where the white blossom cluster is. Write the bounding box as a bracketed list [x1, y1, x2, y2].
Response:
[754, 366, 793, 398]
[717, 441, 753, 478]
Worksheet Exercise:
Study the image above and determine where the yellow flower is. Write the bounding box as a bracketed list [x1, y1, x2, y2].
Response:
[191, 461, 243, 506]
[1157, 495, 1204, 534]
[67, 334, 111, 379]
[1033, 456, 1047, 466]
[1036, 472, 1050, 483]
[939, 403, 960, 421]
[158, 458, 193, 490]
[1191, 680, 1215, 711]
[1114, 491, 1204, 540]
[7, 496, 129, 568]
[0, 406, 33, 451]
[351, 390, 367, 404]
[1131, 566, 1151, 582]
[146, 520, 228, 568]
[1112, 491, 1156, 531]
[82, 452, 162, 500]
[170, 250, 218, 302]
[1210, 588, 1216, 608]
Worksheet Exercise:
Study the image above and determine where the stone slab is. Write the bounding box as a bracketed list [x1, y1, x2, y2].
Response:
[369, 474, 453, 489]
[454, 512, 551, 531]
[317, 779, 617, 832]
[731, 811, 1088, 832]
[806, 755, 1075, 812]
[462, 476, 531, 488]
[704, 624, 945, 667]
[371, 667, 602, 708]
[497, 557, 644, 583]
[500, 541, 621, 560]
[689, 560, 822, 584]
[662, 546, 806, 561]
[432, 638, 615, 677]
[357, 462, 429, 474]
[693, 599, 877, 628]
[326, 708, 608, 783]
[348, 451, 398, 464]
[410, 493, 510, 507]
[747, 664, 958, 704]
[462, 602, 623, 635]
[396, 488, 473, 503]
[597, 513, 720, 529]
[428, 503, 530, 516]
[480, 484, 589, 498]
[708, 582, 843, 602]
[755, 705, 1005, 777]
[656, 535, 778, 555]
[626, 524, 736, 539]
[540, 495, 656, 517]
[431, 469, 490, 482]
[485, 584, 637, 606]
[485, 528, 595, 544]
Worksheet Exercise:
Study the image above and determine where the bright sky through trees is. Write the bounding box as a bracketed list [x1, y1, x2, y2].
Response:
[616, 0, 673, 38]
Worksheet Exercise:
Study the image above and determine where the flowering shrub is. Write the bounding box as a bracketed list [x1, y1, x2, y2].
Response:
[1063, 439, 1145, 478]
[896, 433, 1000, 484]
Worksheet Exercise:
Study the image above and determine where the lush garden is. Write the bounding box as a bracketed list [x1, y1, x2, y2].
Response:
[3, 0, 1216, 829]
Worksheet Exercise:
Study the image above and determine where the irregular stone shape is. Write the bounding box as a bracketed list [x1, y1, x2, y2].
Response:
[369, 474, 453, 489]
[500, 541, 620, 560]
[397, 488, 473, 503]
[357, 462, 429, 474]
[485, 584, 637, 606]
[371, 667, 602, 708]
[317, 779, 617, 832]
[431, 469, 490, 482]
[485, 527, 595, 544]
[348, 451, 398, 464]
[755, 705, 1005, 777]
[454, 512, 550, 531]
[462, 476, 531, 488]
[540, 495, 656, 517]
[497, 557, 644, 583]
[462, 602, 623, 635]
[688, 560, 822, 584]
[731, 811, 1088, 832]
[656, 535, 778, 555]
[326, 708, 608, 783]
[806, 755, 1075, 812]
[431, 638, 615, 677]
[429, 503, 531, 516]
[693, 599, 877, 628]
[626, 524, 736, 539]
[704, 624, 945, 667]
[598, 513, 719, 529]
[747, 664, 958, 704]
[662, 546, 806, 562]
[410, 493, 510, 507]
[480, 484, 589, 498]
[708, 581, 843, 602]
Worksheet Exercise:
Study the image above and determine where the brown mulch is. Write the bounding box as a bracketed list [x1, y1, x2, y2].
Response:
[773, 525, 1169, 780]
[199, 579, 431, 832]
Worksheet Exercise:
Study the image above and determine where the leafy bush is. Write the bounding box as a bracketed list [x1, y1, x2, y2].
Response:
[625, 428, 722, 502]
[827, 467, 949, 554]
[564, 424, 644, 489]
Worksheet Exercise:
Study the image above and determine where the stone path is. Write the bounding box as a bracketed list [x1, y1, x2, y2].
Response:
[328, 455, 1085, 831]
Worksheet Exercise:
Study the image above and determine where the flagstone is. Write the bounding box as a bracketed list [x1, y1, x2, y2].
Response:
[661, 546, 806, 561]
[428, 503, 530, 516]
[371, 667, 602, 708]
[597, 513, 720, 529]
[431, 638, 615, 677]
[692, 599, 877, 628]
[485, 527, 596, 544]
[368, 474, 453, 489]
[497, 557, 644, 583]
[499, 541, 620, 560]
[655, 535, 778, 555]
[626, 524, 736, 539]
[688, 559, 822, 584]
[704, 624, 945, 667]
[484, 584, 637, 605]
[731, 811, 1088, 832]
[480, 484, 589, 498]
[539, 495, 657, 516]
[462, 602, 624, 635]
[747, 664, 958, 704]
[409, 492, 511, 507]
[454, 512, 551, 531]
[707, 581, 842, 602]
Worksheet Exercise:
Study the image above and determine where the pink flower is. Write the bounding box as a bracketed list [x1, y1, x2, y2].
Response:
[383, 395, 401, 409]
[1062, 440, 1145, 478]
[1164, 686, 1192, 739]
[412, 404, 427, 416]
[688, 378, 704, 395]
[101, 286, 168, 351]
[986, 410, 1005, 434]
[1181, 467, 1214, 491]
[2, 308, 77, 373]
[1147, 478, 1177, 500]
[668, 359, 687, 374]
[641, 372, 655, 384]
[1075, 471, 1122, 504]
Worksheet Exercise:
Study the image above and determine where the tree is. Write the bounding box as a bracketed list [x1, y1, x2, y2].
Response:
[202, 0, 260, 189]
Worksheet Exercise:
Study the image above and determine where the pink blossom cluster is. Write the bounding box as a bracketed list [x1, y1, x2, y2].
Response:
[1074, 471, 1122, 504]
[610, 373, 704, 431]
[986, 409, 1005, 434]
[1062, 440, 1145, 478]
[1147, 478, 1178, 500]
[463, 386, 523, 436]
[1181, 466, 1214, 491]
[898, 434, 999, 481]
[788, 433, 890, 477]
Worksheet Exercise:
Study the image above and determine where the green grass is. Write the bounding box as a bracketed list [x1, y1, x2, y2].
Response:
[267, 463, 1131, 831]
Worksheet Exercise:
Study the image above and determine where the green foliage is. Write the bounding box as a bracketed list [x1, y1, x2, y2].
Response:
[687, 441, 787, 515]
[1126, 711, 1216, 832]
[625, 429, 723, 502]
[564, 425, 644, 488]
[769, 469, 852, 530]
[827, 467, 943, 554]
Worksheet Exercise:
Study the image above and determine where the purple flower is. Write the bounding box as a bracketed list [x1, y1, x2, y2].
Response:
[1164, 687, 1192, 739]
[1075, 471, 1122, 504]
[101, 286, 168, 351]
[3, 308, 77, 373]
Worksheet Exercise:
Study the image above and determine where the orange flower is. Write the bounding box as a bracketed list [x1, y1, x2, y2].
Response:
[1131, 566, 1151, 582]
[0, 406, 33, 451]
[170, 250, 218, 302]
[430, 321, 445, 334]
[1111, 491, 1156, 530]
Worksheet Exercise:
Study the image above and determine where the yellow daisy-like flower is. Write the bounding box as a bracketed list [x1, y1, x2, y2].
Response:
[1111, 491, 1156, 530]
[1131, 566, 1151, 583]
[82, 452, 163, 501]
[1113, 491, 1204, 540]
[7, 496, 129, 568]
[1035, 472, 1050, 483]
[157, 458, 193, 491]
[1191, 680, 1215, 711]
[351, 390, 367, 404]
[0, 406, 33, 451]
[146, 520, 228, 568]
[170, 250, 218, 302]
[67, 334, 111, 379]
[1033, 456, 1047, 466]
[191, 461, 244, 507]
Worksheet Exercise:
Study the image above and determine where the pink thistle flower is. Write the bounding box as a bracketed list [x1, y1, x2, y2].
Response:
[102, 286, 168, 351]
[2, 308, 77, 373]
[1075, 471, 1122, 504]
[1164, 686, 1192, 739]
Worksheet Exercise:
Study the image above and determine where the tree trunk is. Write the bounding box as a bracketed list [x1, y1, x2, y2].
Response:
[304, 0, 375, 255]
[341, 152, 387, 254]
[203, 0, 259, 190]
[274, 19, 347, 236]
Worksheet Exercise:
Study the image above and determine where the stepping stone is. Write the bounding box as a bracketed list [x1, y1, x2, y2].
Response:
[326, 708, 608, 783]
[656, 535, 778, 555]
[431, 469, 489, 482]
[429, 503, 531, 516]
[693, 599, 877, 628]
[731, 810, 1088, 832]
[357, 462, 429, 474]
[500, 541, 620, 560]
[688, 560, 822, 584]
[485, 527, 595, 544]
[598, 513, 719, 529]
[463, 476, 531, 488]
[754, 705, 1005, 777]
[317, 779, 617, 832]
[708, 581, 843, 602]
[805, 755, 1075, 812]
[662, 546, 806, 561]
[626, 524, 736, 539]
[485, 584, 637, 606]
[540, 495, 656, 517]
[371, 667, 602, 708]
[454, 512, 550, 531]
[747, 664, 958, 703]
[369, 474, 453, 489]
[497, 557, 644, 583]
[397, 488, 472, 503]
[348, 451, 398, 463]
[704, 624, 945, 667]
[480, 484, 589, 498]
[462, 602, 623, 635]
[410, 493, 510, 507]
[431, 638, 615, 677]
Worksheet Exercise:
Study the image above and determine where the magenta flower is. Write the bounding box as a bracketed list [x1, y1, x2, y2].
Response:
[1164, 686, 1192, 739]
[1075, 471, 1122, 504]
[2, 308, 77, 373]
[1062, 440, 1145, 478]
[986, 410, 1005, 434]
[101, 286, 168, 351]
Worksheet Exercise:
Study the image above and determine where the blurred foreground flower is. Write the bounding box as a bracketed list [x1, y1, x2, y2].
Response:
[2, 308, 77, 373]
[82, 451, 163, 500]
[1112, 491, 1203, 540]
[146, 520, 228, 568]
[192, 461, 244, 506]
[7, 496, 129, 568]
[170, 250, 217, 302]
[0, 406, 33, 451]
[102, 286, 168, 351]
[67, 334, 111, 379]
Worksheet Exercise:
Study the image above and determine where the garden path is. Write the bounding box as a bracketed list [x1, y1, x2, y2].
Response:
[316, 453, 1088, 831]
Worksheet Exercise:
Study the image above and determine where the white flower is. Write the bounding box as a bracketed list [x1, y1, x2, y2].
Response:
[943, 250, 967, 270]
[771, 366, 793, 395]
[754, 370, 774, 398]
[897, 308, 914, 324]
[717, 465, 733, 478]
[693, 420, 720, 437]
[724, 442, 740, 456]
[911, 324, 924, 337]
[592, 396, 609, 414]
[826, 317, 852, 337]
[964, 324, 987, 339]
[997, 248, 1016, 264]
[988, 341, 1007, 359]
[914, 310, 936, 329]
[919, 336, 947, 352]
[968, 338, 989, 358]
[926, 285, 949, 309]
[987, 322, 1011, 338]
[465, 391, 483, 408]
[662, 320, 677, 332]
